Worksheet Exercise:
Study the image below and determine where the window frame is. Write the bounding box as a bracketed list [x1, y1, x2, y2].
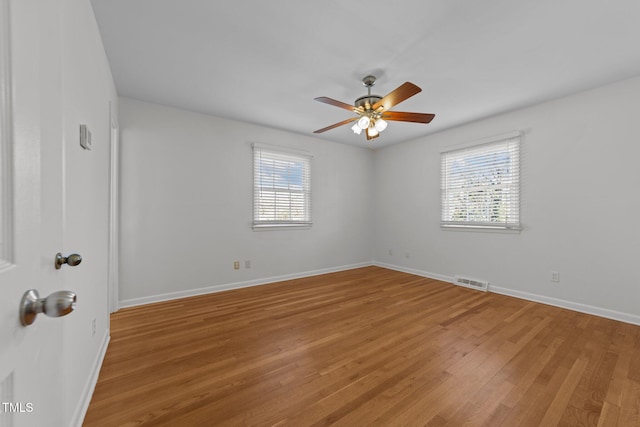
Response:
[252, 144, 312, 231]
[440, 132, 521, 232]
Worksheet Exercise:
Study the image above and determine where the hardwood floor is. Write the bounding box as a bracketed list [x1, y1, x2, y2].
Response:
[84, 266, 640, 426]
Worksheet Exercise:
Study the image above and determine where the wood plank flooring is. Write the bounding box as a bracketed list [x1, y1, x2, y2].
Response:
[84, 266, 640, 426]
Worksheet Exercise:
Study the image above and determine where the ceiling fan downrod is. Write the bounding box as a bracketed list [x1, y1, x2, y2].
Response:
[355, 75, 382, 112]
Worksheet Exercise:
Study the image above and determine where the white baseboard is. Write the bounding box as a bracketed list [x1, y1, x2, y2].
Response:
[373, 261, 640, 326]
[373, 261, 454, 283]
[71, 330, 110, 427]
[489, 285, 640, 326]
[119, 262, 374, 308]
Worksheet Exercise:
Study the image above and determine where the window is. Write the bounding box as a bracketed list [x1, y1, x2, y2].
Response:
[253, 145, 312, 229]
[441, 133, 520, 230]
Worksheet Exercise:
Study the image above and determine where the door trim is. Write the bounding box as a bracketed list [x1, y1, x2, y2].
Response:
[0, 0, 13, 272]
[108, 103, 119, 313]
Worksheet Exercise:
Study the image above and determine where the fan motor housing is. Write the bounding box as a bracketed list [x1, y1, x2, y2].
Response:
[354, 95, 382, 110]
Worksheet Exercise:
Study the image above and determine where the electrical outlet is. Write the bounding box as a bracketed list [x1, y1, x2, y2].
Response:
[245, 260, 251, 269]
[388, 249, 393, 256]
[233, 261, 240, 270]
[551, 271, 560, 283]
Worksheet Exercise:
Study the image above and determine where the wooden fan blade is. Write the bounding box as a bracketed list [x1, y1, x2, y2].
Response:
[313, 117, 357, 133]
[381, 111, 435, 124]
[372, 82, 422, 112]
[314, 97, 356, 112]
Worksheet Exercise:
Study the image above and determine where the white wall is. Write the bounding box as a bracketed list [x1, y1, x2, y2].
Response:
[374, 75, 640, 322]
[118, 97, 375, 304]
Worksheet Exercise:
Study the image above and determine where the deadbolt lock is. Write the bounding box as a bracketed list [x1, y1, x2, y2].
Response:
[55, 252, 82, 270]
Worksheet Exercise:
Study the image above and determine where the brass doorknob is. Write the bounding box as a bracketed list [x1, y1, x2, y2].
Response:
[55, 252, 82, 270]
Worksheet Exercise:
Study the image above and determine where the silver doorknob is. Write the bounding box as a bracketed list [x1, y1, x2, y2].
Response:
[19, 289, 77, 326]
[55, 252, 82, 269]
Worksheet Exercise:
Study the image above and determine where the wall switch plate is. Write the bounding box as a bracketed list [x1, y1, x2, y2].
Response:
[551, 271, 560, 283]
[233, 261, 240, 270]
[245, 260, 251, 269]
[80, 124, 92, 150]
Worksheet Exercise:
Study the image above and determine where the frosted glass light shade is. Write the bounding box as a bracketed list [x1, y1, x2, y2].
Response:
[375, 118, 388, 132]
[367, 126, 379, 137]
[357, 116, 370, 129]
[351, 123, 362, 134]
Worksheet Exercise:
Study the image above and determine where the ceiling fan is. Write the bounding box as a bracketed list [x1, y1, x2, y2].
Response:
[313, 75, 435, 141]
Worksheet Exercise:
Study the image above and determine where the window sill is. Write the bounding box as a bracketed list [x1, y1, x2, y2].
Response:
[252, 223, 312, 231]
[441, 224, 521, 234]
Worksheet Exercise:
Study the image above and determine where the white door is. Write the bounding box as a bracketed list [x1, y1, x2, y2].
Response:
[1, 1, 70, 426]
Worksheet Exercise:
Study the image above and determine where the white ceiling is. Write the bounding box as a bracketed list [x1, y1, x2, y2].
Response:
[90, 0, 640, 148]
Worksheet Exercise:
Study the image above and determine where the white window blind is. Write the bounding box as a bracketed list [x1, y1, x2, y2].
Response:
[441, 135, 520, 230]
[253, 145, 312, 229]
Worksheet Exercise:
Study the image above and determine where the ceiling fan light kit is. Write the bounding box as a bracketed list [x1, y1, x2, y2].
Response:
[314, 75, 435, 142]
